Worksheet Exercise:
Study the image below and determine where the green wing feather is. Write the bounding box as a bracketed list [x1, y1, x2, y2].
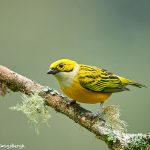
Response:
[78, 65, 129, 93]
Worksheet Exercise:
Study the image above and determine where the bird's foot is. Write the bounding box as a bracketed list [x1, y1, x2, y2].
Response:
[66, 99, 76, 107]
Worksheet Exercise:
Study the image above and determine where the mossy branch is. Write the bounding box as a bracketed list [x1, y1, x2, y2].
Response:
[0, 65, 150, 150]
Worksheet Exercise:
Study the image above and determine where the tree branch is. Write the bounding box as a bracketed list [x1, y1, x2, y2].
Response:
[0, 65, 149, 150]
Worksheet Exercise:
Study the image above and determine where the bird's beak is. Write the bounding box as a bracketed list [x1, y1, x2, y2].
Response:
[47, 68, 59, 75]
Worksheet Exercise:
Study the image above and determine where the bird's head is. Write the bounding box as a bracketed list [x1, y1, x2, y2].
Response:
[47, 59, 77, 76]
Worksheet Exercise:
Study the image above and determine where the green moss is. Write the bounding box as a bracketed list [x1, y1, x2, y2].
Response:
[103, 105, 127, 133]
[10, 93, 51, 133]
[127, 134, 150, 150]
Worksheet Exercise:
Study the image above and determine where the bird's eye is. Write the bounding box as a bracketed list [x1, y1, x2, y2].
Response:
[59, 63, 64, 68]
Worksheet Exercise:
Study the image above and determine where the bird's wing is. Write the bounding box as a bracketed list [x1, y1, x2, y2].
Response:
[78, 65, 129, 93]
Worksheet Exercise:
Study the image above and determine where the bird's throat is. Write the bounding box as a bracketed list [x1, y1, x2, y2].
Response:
[55, 64, 79, 88]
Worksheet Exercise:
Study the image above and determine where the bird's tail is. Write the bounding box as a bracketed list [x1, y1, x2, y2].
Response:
[119, 77, 146, 88]
[129, 81, 146, 88]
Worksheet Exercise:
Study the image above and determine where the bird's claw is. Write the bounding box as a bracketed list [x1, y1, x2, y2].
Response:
[66, 99, 76, 107]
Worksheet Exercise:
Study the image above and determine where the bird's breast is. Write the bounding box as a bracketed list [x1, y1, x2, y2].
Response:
[60, 77, 111, 104]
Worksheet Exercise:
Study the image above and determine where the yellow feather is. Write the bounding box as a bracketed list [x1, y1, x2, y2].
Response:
[61, 75, 111, 104]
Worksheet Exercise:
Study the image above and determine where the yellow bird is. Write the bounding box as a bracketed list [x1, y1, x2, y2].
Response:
[47, 59, 146, 105]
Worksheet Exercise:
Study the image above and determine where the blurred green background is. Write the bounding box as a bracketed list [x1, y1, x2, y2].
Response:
[0, 0, 150, 149]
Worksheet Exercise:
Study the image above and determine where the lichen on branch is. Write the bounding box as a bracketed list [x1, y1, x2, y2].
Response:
[10, 93, 51, 131]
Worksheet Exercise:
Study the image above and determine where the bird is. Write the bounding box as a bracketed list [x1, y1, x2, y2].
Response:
[47, 59, 146, 107]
